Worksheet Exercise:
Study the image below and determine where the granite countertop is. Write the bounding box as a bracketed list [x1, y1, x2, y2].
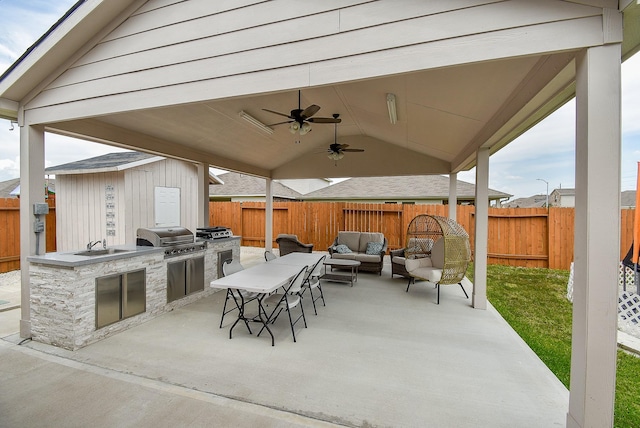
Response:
[27, 245, 164, 268]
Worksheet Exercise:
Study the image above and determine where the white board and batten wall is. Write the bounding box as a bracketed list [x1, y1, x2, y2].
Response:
[55, 158, 199, 252]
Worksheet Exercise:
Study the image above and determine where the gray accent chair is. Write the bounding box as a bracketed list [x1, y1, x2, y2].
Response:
[276, 234, 314, 256]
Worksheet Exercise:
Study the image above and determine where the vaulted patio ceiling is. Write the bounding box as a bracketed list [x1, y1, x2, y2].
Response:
[47, 51, 576, 179]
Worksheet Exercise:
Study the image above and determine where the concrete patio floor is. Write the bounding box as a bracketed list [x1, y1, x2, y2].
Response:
[0, 249, 568, 427]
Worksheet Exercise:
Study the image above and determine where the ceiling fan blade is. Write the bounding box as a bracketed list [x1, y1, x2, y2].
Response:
[342, 148, 365, 152]
[300, 104, 320, 119]
[266, 120, 292, 126]
[262, 108, 293, 119]
[307, 117, 341, 124]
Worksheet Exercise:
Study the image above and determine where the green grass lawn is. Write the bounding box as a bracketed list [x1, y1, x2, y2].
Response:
[468, 264, 640, 427]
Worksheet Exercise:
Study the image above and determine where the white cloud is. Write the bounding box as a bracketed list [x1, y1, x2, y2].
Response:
[0, 156, 20, 180]
[0, 120, 130, 181]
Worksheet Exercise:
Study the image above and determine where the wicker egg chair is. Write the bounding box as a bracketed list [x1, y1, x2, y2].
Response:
[404, 214, 471, 304]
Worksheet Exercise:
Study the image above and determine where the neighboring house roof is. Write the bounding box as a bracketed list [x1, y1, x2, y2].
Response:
[504, 195, 548, 208]
[0, 178, 21, 198]
[551, 188, 575, 196]
[0, 178, 56, 198]
[209, 172, 302, 200]
[45, 152, 223, 184]
[621, 190, 636, 208]
[302, 175, 511, 201]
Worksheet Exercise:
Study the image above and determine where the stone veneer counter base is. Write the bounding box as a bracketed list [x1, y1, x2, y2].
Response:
[27, 238, 240, 350]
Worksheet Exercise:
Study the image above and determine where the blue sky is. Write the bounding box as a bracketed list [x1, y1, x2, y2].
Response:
[0, 1, 638, 199]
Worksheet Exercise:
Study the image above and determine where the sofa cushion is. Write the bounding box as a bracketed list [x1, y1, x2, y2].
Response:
[334, 244, 352, 254]
[358, 232, 384, 253]
[332, 253, 356, 260]
[405, 257, 433, 272]
[430, 239, 445, 269]
[365, 241, 384, 255]
[354, 253, 382, 263]
[411, 267, 442, 283]
[337, 231, 361, 252]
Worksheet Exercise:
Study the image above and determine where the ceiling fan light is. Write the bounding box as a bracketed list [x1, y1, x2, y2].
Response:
[299, 122, 311, 135]
[289, 122, 300, 134]
[328, 152, 344, 161]
[386, 93, 397, 125]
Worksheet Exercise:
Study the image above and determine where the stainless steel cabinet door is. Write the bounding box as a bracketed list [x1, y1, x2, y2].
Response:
[96, 275, 121, 328]
[186, 256, 205, 295]
[123, 269, 146, 318]
[167, 260, 186, 303]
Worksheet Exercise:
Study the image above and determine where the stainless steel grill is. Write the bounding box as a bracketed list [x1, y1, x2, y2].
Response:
[196, 226, 233, 240]
[136, 227, 205, 258]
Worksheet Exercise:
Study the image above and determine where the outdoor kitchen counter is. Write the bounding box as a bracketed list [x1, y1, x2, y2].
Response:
[27, 245, 163, 268]
[26, 238, 240, 350]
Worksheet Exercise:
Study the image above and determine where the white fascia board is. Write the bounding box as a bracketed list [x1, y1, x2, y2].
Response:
[115, 156, 165, 171]
[209, 173, 224, 185]
[0, 98, 19, 120]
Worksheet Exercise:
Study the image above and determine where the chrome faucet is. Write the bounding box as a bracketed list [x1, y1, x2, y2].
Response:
[87, 240, 102, 250]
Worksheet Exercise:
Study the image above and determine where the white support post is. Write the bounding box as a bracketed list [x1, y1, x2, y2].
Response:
[197, 163, 210, 227]
[449, 173, 458, 221]
[19, 124, 45, 338]
[567, 44, 621, 428]
[472, 148, 489, 310]
[265, 178, 273, 252]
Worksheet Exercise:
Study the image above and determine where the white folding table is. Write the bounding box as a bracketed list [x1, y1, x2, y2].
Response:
[268, 252, 325, 267]
[210, 260, 308, 345]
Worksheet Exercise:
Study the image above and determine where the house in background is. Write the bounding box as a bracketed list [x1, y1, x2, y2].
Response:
[208, 173, 510, 205]
[621, 190, 636, 208]
[278, 178, 332, 194]
[46, 152, 222, 252]
[503, 194, 548, 208]
[0, 178, 55, 199]
[505, 188, 636, 208]
[209, 172, 302, 202]
[301, 175, 511, 205]
[549, 188, 575, 207]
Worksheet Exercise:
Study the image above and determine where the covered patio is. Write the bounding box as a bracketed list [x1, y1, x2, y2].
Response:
[2, 1, 639, 426]
[1, 250, 568, 427]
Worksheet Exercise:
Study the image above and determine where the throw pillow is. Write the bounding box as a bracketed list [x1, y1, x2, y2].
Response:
[334, 244, 352, 254]
[365, 241, 384, 255]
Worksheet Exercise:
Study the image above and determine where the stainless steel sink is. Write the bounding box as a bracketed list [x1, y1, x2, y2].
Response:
[73, 248, 130, 257]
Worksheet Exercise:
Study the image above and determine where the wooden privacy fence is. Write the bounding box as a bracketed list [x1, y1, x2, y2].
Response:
[0, 199, 634, 273]
[210, 201, 636, 271]
[0, 197, 56, 273]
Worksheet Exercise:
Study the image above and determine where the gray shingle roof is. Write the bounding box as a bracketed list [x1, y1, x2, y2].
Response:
[552, 188, 575, 196]
[0, 178, 21, 198]
[302, 175, 510, 201]
[45, 152, 153, 174]
[504, 195, 547, 208]
[209, 172, 302, 199]
[0, 178, 55, 198]
[621, 190, 636, 207]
